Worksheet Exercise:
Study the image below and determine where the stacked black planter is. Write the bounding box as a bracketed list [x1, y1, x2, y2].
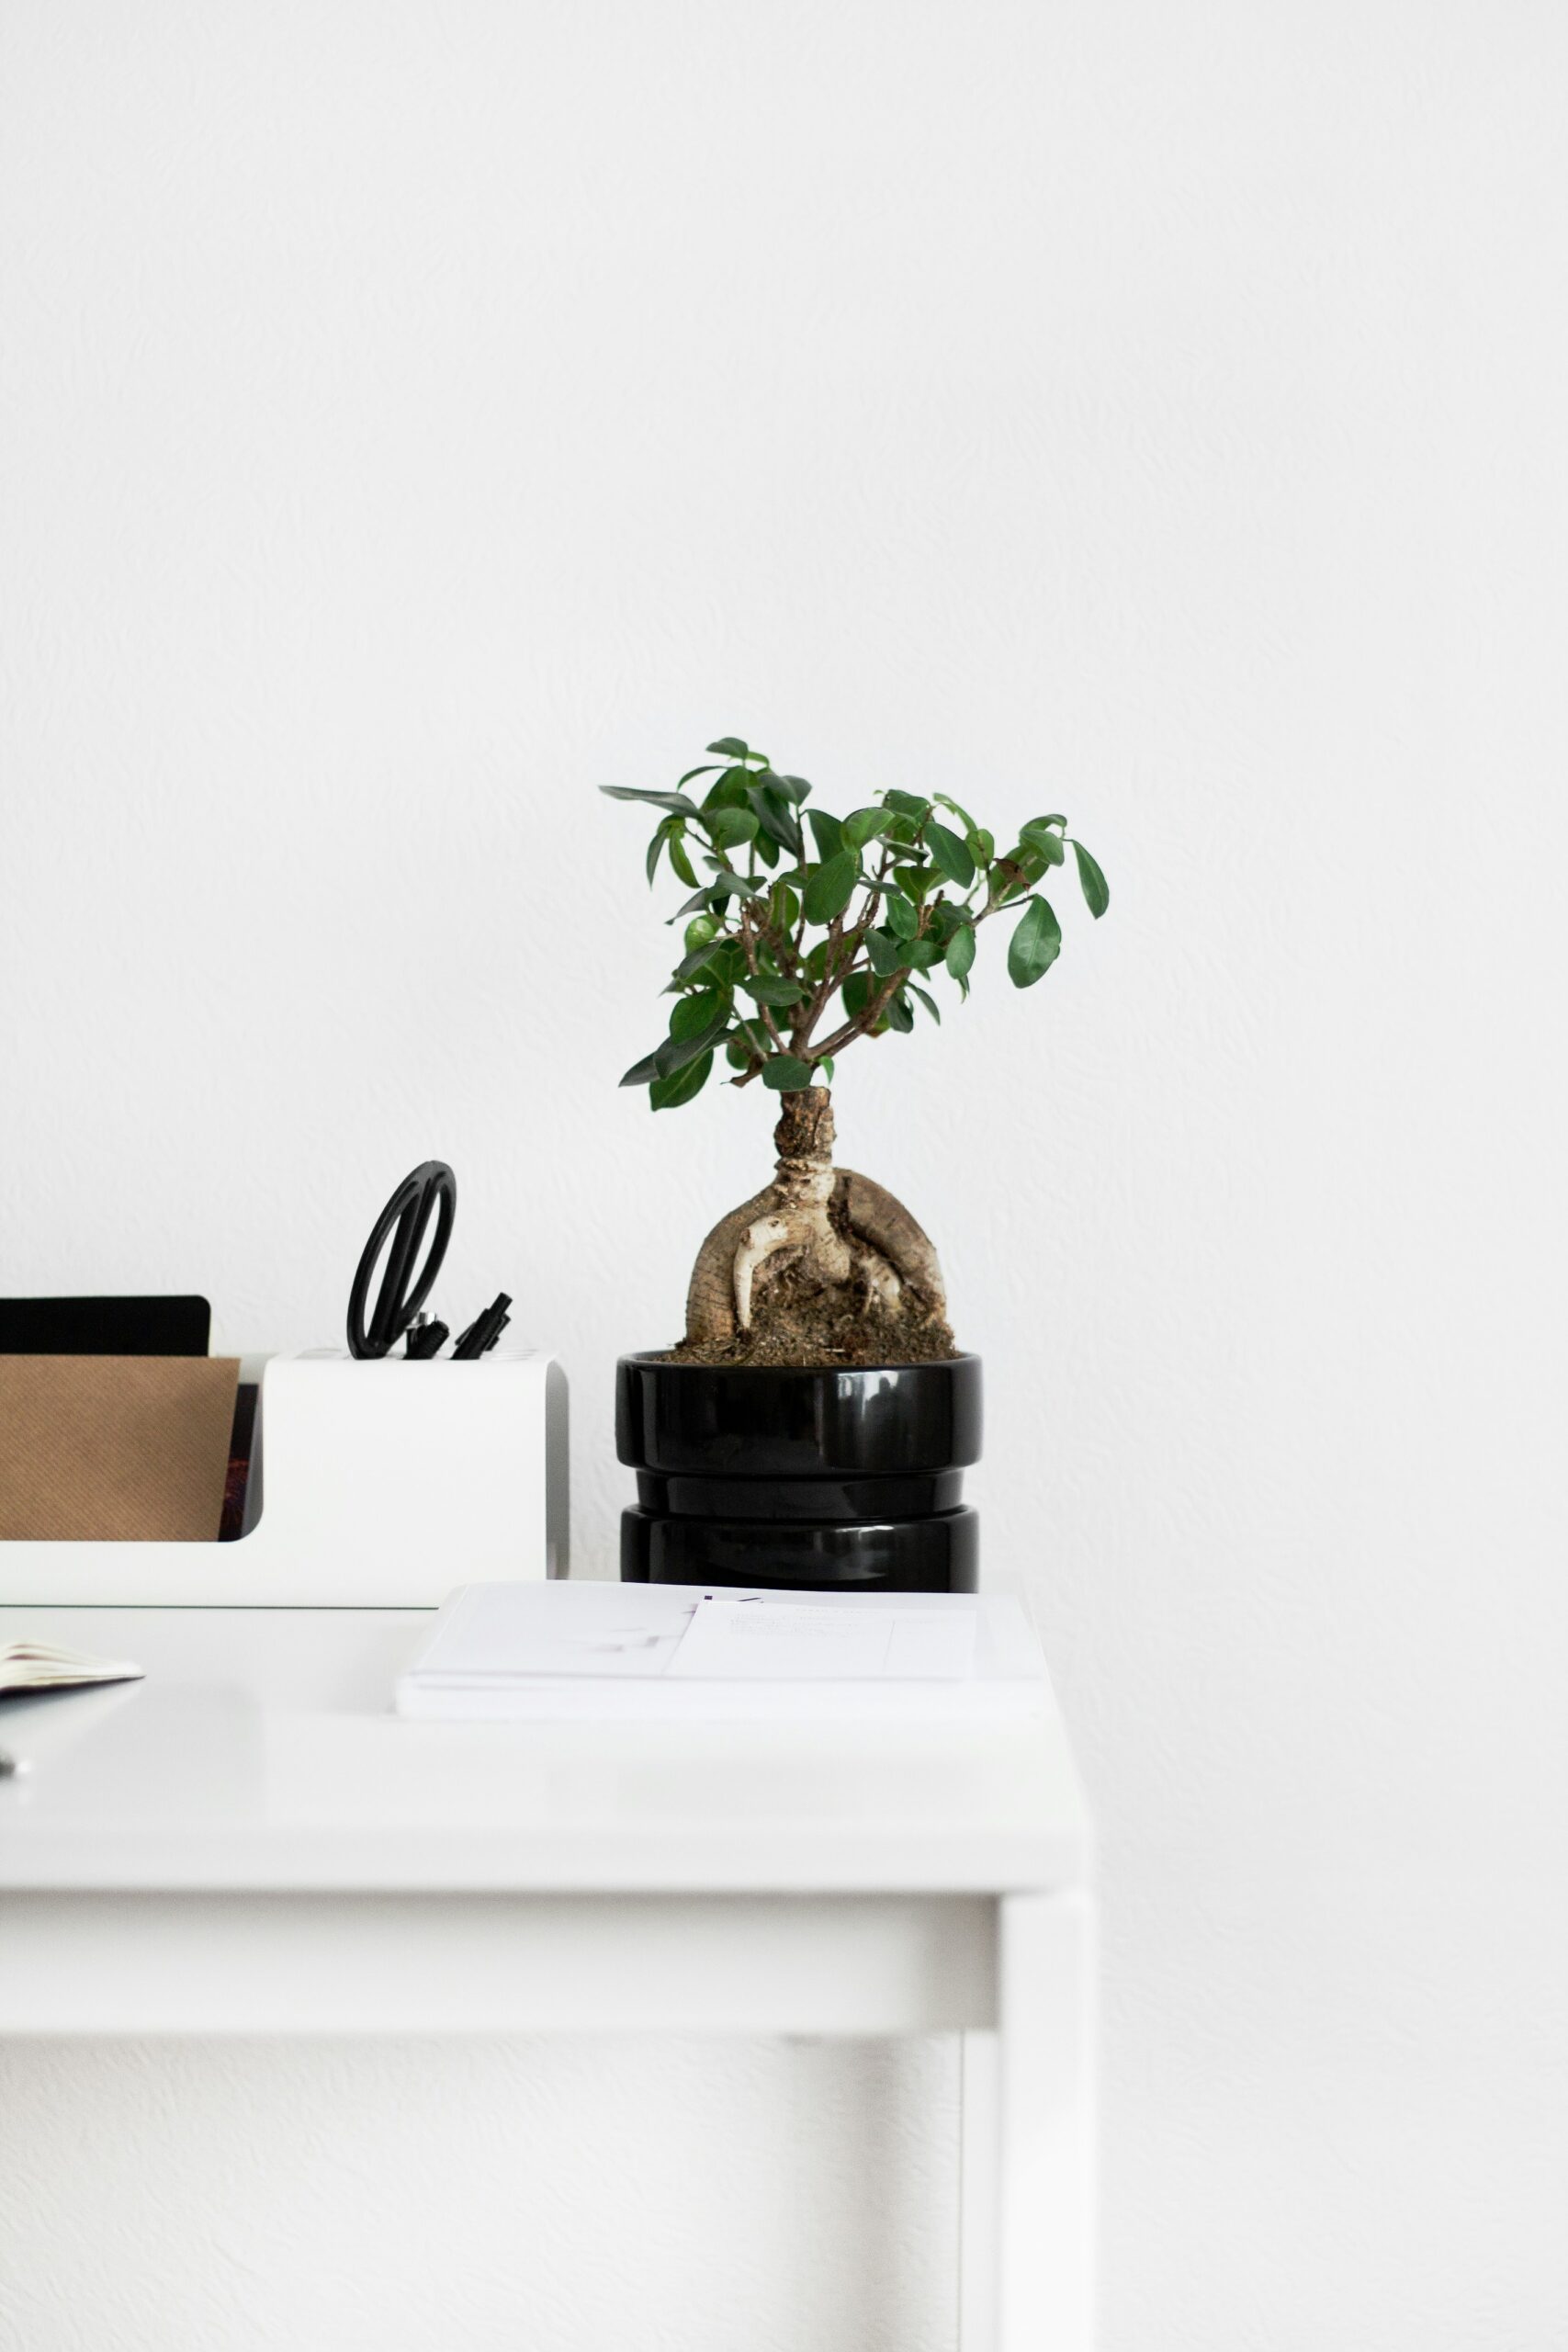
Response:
[617, 1353, 981, 1592]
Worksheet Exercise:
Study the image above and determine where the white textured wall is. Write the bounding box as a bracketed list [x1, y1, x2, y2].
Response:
[4, 2, 1567, 2345]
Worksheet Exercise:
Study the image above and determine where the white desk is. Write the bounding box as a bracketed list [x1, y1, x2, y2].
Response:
[0, 1605, 1094, 2350]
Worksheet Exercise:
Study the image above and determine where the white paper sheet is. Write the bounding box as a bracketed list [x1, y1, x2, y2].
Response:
[666, 1599, 976, 1681]
[393, 1583, 1044, 1721]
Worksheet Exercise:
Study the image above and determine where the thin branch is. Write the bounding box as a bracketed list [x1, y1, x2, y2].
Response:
[794, 908, 857, 1053]
[791, 840, 898, 1055]
[772, 911, 799, 977]
[807, 964, 908, 1062]
[805, 877, 936, 1062]
[736, 902, 787, 1054]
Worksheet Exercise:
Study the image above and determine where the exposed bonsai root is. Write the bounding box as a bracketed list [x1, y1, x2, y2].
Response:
[837, 1169, 945, 1306]
[683, 1088, 948, 1351]
[849, 1239, 902, 1313]
[683, 1182, 776, 1343]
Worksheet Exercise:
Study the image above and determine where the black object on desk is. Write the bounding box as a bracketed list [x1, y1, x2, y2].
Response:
[346, 1163, 510, 1362]
[347, 1162, 457, 1358]
[453, 1293, 512, 1360]
[0, 1296, 211, 1356]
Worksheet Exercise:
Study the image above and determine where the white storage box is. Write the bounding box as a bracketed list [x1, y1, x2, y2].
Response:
[0, 1346, 568, 1607]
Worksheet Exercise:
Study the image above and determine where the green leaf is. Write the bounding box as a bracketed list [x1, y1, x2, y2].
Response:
[903, 935, 942, 972]
[807, 809, 845, 863]
[883, 789, 931, 820]
[746, 785, 803, 858]
[803, 851, 859, 924]
[670, 938, 725, 985]
[774, 773, 813, 805]
[620, 1047, 664, 1087]
[968, 827, 994, 865]
[892, 863, 931, 902]
[705, 867, 763, 901]
[886, 990, 915, 1033]
[817, 1057, 835, 1083]
[706, 737, 752, 759]
[944, 922, 976, 980]
[843, 807, 891, 851]
[667, 941, 741, 991]
[658, 1011, 730, 1073]
[925, 820, 975, 888]
[677, 763, 724, 787]
[650, 1049, 714, 1109]
[933, 791, 977, 832]
[602, 786, 702, 818]
[769, 879, 801, 932]
[702, 765, 753, 811]
[669, 832, 699, 888]
[739, 975, 806, 1007]
[706, 806, 759, 850]
[669, 986, 726, 1039]
[1020, 820, 1066, 866]
[672, 877, 756, 919]
[1008, 895, 1062, 988]
[865, 927, 904, 978]
[646, 830, 666, 887]
[908, 982, 941, 1023]
[840, 971, 875, 1018]
[1071, 840, 1110, 917]
[884, 890, 919, 940]
[761, 1055, 815, 1092]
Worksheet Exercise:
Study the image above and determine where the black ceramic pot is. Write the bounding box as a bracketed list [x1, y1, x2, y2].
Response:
[616, 1352, 981, 1592]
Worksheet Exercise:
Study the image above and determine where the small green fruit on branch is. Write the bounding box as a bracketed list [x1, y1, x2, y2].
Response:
[603, 739, 1109, 1343]
[604, 740, 1110, 1112]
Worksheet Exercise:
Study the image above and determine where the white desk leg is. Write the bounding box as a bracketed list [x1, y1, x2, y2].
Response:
[959, 2025, 1000, 2348]
[965, 1888, 1094, 2351]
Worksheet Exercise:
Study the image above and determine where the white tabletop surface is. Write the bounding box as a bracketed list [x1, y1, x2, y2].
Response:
[0, 1604, 1089, 1896]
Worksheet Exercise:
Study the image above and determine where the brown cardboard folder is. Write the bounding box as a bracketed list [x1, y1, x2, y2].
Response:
[0, 1355, 240, 1542]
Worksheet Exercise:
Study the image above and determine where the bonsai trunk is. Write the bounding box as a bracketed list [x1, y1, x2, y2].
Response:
[682, 1088, 952, 1361]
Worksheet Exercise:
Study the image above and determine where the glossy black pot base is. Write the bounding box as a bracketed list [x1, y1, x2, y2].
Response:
[635, 1468, 967, 1523]
[616, 1353, 982, 1593]
[621, 1506, 978, 1592]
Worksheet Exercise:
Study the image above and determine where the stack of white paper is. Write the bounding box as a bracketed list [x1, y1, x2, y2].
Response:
[394, 1581, 1046, 1722]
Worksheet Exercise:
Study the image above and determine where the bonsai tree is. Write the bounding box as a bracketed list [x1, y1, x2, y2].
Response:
[604, 737, 1109, 1364]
